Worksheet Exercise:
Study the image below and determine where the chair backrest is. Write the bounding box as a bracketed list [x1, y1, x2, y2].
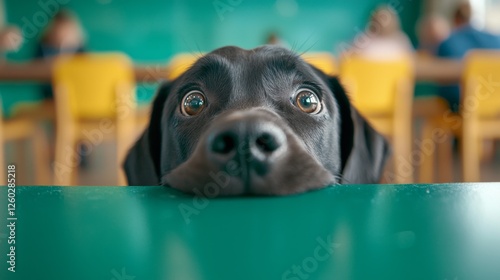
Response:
[339, 56, 413, 116]
[166, 53, 202, 80]
[301, 52, 338, 76]
[53, 53, 135, 119]
[463, 50, 500, 118]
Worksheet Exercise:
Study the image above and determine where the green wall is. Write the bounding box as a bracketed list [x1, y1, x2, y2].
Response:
[1, 0, 421, 116]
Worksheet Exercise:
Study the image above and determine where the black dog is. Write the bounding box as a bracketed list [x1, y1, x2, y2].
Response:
[125, 46, 389, 195]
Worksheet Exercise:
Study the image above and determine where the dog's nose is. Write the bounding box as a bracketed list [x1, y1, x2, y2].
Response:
[211, 130, 282, 155]
[207, 121, 286, 175]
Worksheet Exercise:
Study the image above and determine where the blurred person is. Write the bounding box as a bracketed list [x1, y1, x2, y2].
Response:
[347, 5, 413, 60]
[266, 32, 281, 45]
[416, 15, 450, 55]
[438, 2, 500, 58]
[437, 2, 500, 111]
[36, 9, 85, 63]
[264, 31, 289, 48]
[0, 26, 23, 56]
[0, 25, 23, 123]
[35, 10, 86, 101]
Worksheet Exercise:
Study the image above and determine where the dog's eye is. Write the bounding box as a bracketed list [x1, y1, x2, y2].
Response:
[181, 91, 206, 116]
[294, 89, 321, 114]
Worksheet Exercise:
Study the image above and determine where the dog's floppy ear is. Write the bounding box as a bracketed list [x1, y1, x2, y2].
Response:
[124, 82, 171, 185]
[326, 76, 390, 184]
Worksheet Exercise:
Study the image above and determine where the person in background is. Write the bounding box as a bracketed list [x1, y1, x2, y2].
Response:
[264, 31, 290, 48]
[266, 32, 281, 45]
[36, 9, 86, 99]
[437, 2, 500, 111]
[416, 15, 450, 55]
[348, 5, 413, 60]
[0, 26, 23, 57]
[0, 25, 23, 118]
[36, 9, 85, 59]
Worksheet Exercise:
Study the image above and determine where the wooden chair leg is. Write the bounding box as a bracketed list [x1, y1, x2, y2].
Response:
[14, 139, 26, 177]
[462, 117, 480, 182]
[418, 120, 435, 183]
[393, 79, 414, 184]
[393, 124, 413, 184]
[437, 130, 454, 183]
[116, 124, 135, 186]
[33, 126, 51, 185]
[54, 125, 77, 186]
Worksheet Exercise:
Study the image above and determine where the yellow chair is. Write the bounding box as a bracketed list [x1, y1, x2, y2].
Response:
[461, 50, 500, 182]
[0, 99, 50, 185]
[340, 56, 414, 183]
[166, 53, 202, 81]
[301, 52, 338, 76]
[52, 53, 136, 186]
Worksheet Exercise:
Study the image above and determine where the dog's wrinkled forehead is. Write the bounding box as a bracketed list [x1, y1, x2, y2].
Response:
[206, 45, 302, 70]
[177, 45, 329, 101]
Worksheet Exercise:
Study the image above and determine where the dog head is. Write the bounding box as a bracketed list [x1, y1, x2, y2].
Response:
[125, 46, 389, 195]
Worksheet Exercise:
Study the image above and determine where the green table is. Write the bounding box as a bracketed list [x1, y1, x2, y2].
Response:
[1, 184, 500, 280]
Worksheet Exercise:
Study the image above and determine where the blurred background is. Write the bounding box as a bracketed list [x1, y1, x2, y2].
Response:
[1, 0, 422, 113]
[1, 0, 499, 186]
